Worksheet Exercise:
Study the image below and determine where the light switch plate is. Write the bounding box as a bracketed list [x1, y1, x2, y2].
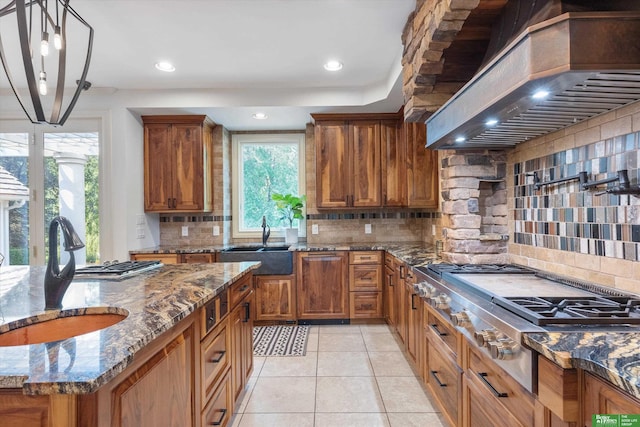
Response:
[212, 225, 220, 236]
[432, 225, 437, 236]
[136, 214, 146, 225]
[365, 224, 372, 234]
[181, 226, 189, 237]
[311, 224, 319, 234]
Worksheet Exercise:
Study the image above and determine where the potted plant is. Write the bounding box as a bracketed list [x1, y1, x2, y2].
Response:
[271, 192, 306, 244]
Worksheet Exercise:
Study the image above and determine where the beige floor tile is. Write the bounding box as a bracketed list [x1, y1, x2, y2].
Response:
[229, 413, 243, 427]
[317, 351, 373, 376]
[237, 413, 315, 427]
[368, 352, 416, 377]
[260, 352, 318, 377]
[251, 356, 266, 377]
[376, 377, 436, 413]
[235, 374, 259, 414]
[318, 333, 366, 352]
[244, 377, 316, 413]
[316, 377, 385, 413]
[363, 333, 403, 352]
[315, 412, 390, 427]
[359, 324, 393, 334]
[387, 413, 446, 427]
[306, 332, 319, 352]
[318, 324, 363, 334]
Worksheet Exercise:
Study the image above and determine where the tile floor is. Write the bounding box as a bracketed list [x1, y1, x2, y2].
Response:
[230, 324, 446, 427]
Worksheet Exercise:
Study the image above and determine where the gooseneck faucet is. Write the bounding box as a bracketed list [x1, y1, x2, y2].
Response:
[44, 216, 85, 310]
[262, 215, 270, 246]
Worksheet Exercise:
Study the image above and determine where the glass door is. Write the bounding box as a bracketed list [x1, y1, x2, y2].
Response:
[0, 120, 100, 266]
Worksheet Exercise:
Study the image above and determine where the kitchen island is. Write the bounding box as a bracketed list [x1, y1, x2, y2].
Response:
[0, 262, 258, 426]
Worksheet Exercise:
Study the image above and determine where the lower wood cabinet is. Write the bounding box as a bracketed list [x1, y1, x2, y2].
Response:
[349, 251, 383, 319]
[405, 270, 421, 365]
[111, 325, 195, 427]
[130, 252, 181, 264]
[296, 252, 349, 320]
[254, 275, 296, 321]
[383, 255, 396, 327]
[230, 288, 254, 405]
[583, 372, 640, 426]
[426, 338, 462, 427]
[201, 370, 232, 427]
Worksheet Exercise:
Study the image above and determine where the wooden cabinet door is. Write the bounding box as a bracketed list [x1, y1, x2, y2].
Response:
[426, 338, 462, 427]
[405, 122, 439, 209]
[406, 279, 421, 365]
[112, 326, 194, 427]
[172, 124, 205, 211]
[296, 252, 349, 319]
[230, 290, 254, 405]
[381, 119, 406, 207]
[394, 261, 407, 344]
[144, 123, 174, 211]
[463, 370, 524, 427]
[255, 275, 296, 321]
[384, 264, 396, 327]
[315, 121, 350, 208]
[583, 373, 640, 426]
[350, 121, 381, 207]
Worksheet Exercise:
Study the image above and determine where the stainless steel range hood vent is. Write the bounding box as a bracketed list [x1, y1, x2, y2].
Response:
[426, 12, 640, 149]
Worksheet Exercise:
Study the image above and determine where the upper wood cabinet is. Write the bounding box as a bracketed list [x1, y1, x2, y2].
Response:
[312, 113, 438, 210]
[404, 122, 439, 209]
[314, 116, 384, 208]
[142, 115, 215, 213]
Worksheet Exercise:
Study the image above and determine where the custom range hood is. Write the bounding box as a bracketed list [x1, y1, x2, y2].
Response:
[426, 12, 640, 149]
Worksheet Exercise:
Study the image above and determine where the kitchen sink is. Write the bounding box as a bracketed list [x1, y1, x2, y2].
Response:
[219, 246, 293, 275]
[0, 307, 129, 347]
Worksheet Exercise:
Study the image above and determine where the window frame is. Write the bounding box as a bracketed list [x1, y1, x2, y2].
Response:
[231, 133, 306, 240]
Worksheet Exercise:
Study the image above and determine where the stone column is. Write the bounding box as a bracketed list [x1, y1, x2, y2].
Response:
[54, 152, 87, 265]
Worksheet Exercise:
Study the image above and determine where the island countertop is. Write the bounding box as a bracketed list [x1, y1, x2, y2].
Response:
[0, 262, 258, 395]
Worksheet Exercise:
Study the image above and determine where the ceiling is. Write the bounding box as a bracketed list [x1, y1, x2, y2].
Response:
[0, 0, 416, 130]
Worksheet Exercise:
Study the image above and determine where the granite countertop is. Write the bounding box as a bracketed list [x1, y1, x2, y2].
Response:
[132, 242, 440, 268]
[0, 262, 258, 395]
[523, 332, 640, 399]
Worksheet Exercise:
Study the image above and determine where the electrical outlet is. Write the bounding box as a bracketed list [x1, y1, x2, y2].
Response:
[181, 226, 189, 237]
[212, 225, 220, 236]
[364, 224, 372, 234]
[136, 214, 146, 225]
[432, 225, 436, 236]
[311, 224, 319, 235]
[136, 227, 145, 239]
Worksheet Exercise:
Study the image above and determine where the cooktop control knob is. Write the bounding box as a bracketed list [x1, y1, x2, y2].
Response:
[416, 282, 436, 297]
[431, 293, 451, 310]
[474, 329, 496, 347]
[450, 311, 470, 327]
[488, 339, 518, 360]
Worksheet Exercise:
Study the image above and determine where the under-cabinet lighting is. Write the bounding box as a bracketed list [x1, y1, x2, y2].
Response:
[455, 136, 466, 143]
[485, 119, 498, 127]
[532, 90, 550, 100]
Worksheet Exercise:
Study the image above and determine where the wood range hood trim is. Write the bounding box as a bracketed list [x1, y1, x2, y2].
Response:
[426, 12, 640, 149]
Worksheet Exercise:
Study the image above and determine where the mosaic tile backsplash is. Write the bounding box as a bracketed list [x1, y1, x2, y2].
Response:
[513, 131, 640, 261]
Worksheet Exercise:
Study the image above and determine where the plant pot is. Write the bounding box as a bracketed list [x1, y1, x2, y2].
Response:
[285, 228, 299, 245]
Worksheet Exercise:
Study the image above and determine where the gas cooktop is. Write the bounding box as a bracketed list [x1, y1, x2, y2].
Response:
[75, 260, 162, 279]
[420, 263, 534, 277]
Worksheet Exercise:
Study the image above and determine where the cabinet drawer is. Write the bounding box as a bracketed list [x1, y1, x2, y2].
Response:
[349, 251, 382, 264]
[201, 319, 229, 405]
[349, 291, 383, 318]
[427, 340, 462, 427]
[202, 370, 232, 427]
[229, 276, 253, 309]
[182, 253, 215, 263]
[130, 253, 180, 264]
[466, 343, 534, 427]
[384, 253, 394, 268]
[349, 264, 382, 291]
[425, 306, 458, 357]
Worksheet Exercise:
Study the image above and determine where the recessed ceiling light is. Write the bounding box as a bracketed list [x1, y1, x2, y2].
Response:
[485, 119, 498, 127]
[324, 60, 343, 71]
[155, 61, 175, 72]
[252, 112, 268, 120]
[532, 90, 550, 99]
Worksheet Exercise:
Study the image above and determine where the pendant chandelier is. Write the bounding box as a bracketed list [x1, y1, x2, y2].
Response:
[0, 0, 93, 126]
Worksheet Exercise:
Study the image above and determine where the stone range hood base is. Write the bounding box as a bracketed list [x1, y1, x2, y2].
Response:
[426, 12, 640, 149]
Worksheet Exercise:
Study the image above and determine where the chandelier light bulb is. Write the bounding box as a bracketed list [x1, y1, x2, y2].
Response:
[53, 26, 62, 50]
[41, 32, 49, 56]
[39, 71, 47, 96]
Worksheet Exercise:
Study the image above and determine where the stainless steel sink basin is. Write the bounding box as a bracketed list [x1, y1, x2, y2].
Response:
[220, 246, 293, 275]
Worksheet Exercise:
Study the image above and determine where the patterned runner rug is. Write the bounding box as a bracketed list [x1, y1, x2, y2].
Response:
[253, 325, 309, 356]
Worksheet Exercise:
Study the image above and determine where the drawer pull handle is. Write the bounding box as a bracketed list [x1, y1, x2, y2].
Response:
[411, 294, 417, 310]
[243, 302, 251, 322]
[210, 408, 227, 426]
[209, 351, 226, 363]
[430, 323, 447, 336]
[360, 256, 372, 260]
[238, 285, 249, 292]
[477, 372, 508, 398]
[430, 370, 447, 387]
